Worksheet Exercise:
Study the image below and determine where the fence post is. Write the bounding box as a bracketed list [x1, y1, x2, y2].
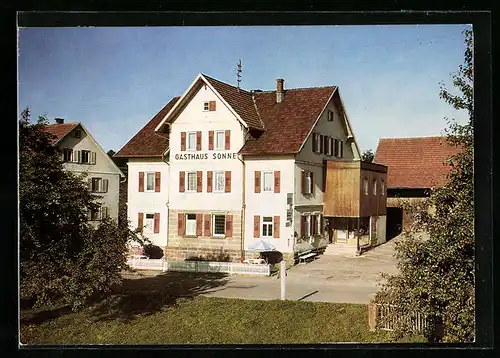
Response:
[368, 300, 378, 331]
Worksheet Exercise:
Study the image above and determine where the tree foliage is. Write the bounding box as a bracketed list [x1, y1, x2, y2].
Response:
[362, 149, 374, 163]
[19, 110, 138, 310]
[375, 29, 474, 342]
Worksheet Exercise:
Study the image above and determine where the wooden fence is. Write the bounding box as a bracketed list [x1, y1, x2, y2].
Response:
[368, 300, 429, 333]
[127, 258, 271, 276]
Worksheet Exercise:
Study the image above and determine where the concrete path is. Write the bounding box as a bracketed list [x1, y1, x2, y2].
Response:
[200, 235, 403, 304]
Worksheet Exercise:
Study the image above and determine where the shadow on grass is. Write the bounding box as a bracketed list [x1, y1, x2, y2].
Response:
[89, 271, 229, 322]
[21, 271, 230, 325]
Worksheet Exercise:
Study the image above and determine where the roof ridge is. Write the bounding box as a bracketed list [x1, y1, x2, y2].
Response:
[44, 122, 80, 126]
[251, 93, 265, 129]
[253, 85, 336, 93]
[201, 73, 252, 95]
[379, 136, 447, 140]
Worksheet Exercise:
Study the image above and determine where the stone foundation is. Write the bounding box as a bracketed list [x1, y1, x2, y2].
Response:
[166, 209, 244, 263]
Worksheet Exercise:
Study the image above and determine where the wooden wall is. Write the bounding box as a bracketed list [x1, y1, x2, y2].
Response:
[324, 160, 387, 218]
[323, 161, 360, 217]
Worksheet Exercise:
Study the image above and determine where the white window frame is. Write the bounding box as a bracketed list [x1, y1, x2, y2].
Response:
[364, 178, 369, 195]
[337, 140, 343, 158]
[185, 213, 197, 236]
[327, 110, 334, 121]
[315, 133, 321, 153]
[144, 213, 155, 234]
[304, 171, 313, 195]
[381, 180, 385, 196]
[373, 179, 377, 195]
[81, 150, 91, 164]
[187, 131, 197, 151]
[92, 177, 102, 193]
[214, 171, 225, 193]
[63, 148, 73, 162]
[262, 171, 274, 192]
[203, 101, 210, 111]
[304, 215, 311, 237]
[262, 216, 273, 238]
[316, 214, 322, 234]
[326, 137, 331, 156]
[215, 130, 225, 151]
[186, 171, 197, 192]
[212, 215, 226, 237]
[145, 172, 156, 192]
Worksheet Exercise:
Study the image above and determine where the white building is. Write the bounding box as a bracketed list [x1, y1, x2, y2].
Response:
[116, 74, 387, 265]
[43, 119, 125, 222]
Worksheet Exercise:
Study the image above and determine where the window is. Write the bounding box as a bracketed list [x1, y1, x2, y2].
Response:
[262, 217, 273, 238]
[213, 215, 226, 236]
[381, 180, 385, 196]
[305, 215, 311, 237]
[203, 102, 209, 111]
[146, 172, 155, 191]
[73, 129, 81, 138]
[317, 214, 322, 234]
[81, 150, 91, 164]
[337, 140, 343, 158]
[214, 171, 225, 192]
[215, 130, 225, 150]
[326, 137, 331, 156]
[364, 178, 369, 195]
[90, 205, 108, 221]
[315, 134, 321, 153]
[186, 214, 197, 236]
[91, 178, 108, 193]
[187, 172, 197, 192]
[373, 179, 377, 195]
[63, 148, 73, 162]
[327, 110, 334, 121]
[90, 207, 100, 221]
[144, 213, 155, 233]
[187, 132, 196, 150]
[304, 171, 313, 194]
[262, 172, 274, 192]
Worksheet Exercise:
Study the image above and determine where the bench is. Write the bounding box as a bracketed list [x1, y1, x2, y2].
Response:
[298, 250, 317, 263]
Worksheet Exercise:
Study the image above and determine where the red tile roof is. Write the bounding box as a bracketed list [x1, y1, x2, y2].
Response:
[203, 74, 264, 130]
[374, 137, 461, 189]
[239, 86, 336, 155]
[42, 123, 80, 144]
[116, 75, 337, 157]
[115, 97, 180, 158]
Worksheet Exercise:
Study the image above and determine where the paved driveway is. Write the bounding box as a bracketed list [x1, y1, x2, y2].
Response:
[201, 235, 403, 304]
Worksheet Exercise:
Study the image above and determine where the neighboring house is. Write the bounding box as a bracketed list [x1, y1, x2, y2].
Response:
[43, 118, 125, 223]
[116, 73, 387, 264]
[374, 136, 459, 233]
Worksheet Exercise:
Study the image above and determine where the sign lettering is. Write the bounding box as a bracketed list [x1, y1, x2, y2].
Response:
[174, 152, 238, 161]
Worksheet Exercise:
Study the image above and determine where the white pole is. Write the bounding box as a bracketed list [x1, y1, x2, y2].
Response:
[280, 260, 286, 300]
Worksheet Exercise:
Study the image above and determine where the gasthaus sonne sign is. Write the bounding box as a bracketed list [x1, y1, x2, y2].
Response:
[174, 152, 238, 160]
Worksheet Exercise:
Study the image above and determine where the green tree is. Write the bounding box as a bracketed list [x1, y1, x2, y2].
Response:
[361, 149, 374, 163]
[19, 109, 138, 310]
[375, 29, 474, 342]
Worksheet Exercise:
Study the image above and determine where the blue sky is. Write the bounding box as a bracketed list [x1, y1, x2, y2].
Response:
[18, 25, 471, 153]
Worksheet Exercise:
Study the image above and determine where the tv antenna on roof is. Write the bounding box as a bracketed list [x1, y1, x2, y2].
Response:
[236, 59, 242, 92]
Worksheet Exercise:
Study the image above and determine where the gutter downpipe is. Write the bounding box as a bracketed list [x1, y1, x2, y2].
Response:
[238, 153, 246, 262]
[238, 126, 249, 262]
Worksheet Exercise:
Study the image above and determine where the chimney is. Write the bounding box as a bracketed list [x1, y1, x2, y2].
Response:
[276, 78, 284, 103]
[55, 118, 64, 124]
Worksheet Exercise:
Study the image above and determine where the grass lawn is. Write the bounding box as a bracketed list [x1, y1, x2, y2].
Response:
[20, 272, 425, 345]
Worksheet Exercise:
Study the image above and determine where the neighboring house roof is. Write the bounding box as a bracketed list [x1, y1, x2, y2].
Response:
[114, 97, 180, 158]
[42, 123, 80, 144]
[374, 136, 460, 189]
[42, 121, 125, 178]
[239, 86, 337, 155]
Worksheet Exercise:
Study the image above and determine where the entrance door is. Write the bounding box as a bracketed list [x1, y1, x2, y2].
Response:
[336, 230, 348, 243]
